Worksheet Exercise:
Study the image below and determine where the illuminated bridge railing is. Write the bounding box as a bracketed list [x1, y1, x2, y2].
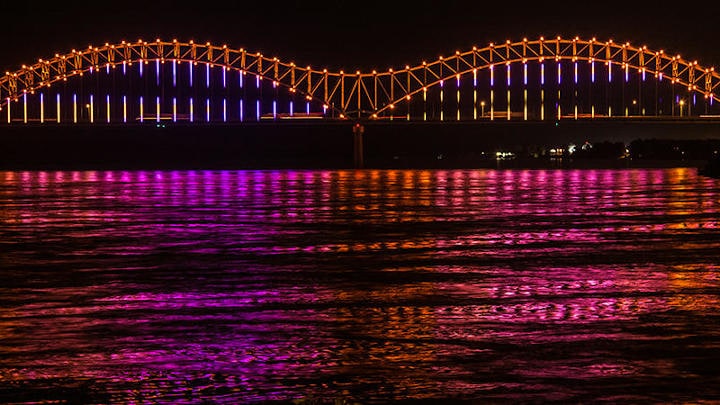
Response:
[1, 36, 719, 124]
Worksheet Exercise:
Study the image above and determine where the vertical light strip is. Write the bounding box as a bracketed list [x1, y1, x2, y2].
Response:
[490, 89, 494, 120]
[473, 69, 477, 120]
[557, 62, 562, 84]
[190, 97, 194, 122]
[440, 80, 444, 121]
[507, 89, 511, 120]
[206, 63, 210, 88]
[574, 62, 578, 84]
[456, 74, 460, 121]
[56, 93, 61, 123]
[23, 93, 27, 124]
[206, 98, 210, 122]
[256, 75, 261, 121]
[123, 95, 127, 123]
[40, 93, 44, 123]
[423, 88, 427, 121]
[156, 96, 160, 122]
[89, 94, 94, 123]
[139, 96, 143, 122]
[73, 94, 77, 123]
[173, 97, 177, 122]
[106, 94, 110, 123]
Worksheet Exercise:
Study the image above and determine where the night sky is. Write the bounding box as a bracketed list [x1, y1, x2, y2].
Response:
[2, 1, 719, 73]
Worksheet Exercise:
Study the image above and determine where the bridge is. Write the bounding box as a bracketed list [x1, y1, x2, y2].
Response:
[2, 36, 720, 125]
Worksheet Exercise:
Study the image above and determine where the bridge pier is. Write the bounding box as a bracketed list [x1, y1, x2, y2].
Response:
[353, 123, 364, 168]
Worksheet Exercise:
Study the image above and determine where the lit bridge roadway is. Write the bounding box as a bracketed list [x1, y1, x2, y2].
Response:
[1, 36, 720, 125]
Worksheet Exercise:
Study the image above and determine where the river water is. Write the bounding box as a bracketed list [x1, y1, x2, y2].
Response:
[1, 168, 720, 403]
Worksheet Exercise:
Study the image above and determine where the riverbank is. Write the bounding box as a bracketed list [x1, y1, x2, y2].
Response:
[1, 121, 719, 170]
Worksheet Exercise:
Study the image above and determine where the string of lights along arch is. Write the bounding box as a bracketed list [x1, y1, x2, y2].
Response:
[1, 37, 719, 125]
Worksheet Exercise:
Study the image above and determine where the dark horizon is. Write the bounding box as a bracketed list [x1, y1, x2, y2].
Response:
[3, 1, 719, 72]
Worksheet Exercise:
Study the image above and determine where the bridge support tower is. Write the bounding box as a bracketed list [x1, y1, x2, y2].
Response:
[353, 122, 364, 169]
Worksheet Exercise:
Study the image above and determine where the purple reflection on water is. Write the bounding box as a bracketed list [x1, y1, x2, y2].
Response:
[1, 169, 720, 403]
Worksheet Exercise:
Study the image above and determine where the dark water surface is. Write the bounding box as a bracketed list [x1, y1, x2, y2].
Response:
[2, 168, 720, 403]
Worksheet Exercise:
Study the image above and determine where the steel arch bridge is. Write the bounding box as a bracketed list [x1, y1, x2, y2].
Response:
[1, 36, 719, 124]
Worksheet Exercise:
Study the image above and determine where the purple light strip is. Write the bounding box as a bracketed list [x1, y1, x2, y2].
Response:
[206, 63, 210, 88]
[189, 97, 194, 122]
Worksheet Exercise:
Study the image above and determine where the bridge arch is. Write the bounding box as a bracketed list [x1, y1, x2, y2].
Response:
[1, 37, 718, 123]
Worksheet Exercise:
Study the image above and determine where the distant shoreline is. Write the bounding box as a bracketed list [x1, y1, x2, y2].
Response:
[1, 121, 718, 170]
